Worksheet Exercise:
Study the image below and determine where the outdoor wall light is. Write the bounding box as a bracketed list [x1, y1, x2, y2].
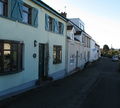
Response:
[34, 40, 37, 47]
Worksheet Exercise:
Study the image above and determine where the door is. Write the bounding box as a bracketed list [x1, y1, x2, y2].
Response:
[39, 44, 45, 80]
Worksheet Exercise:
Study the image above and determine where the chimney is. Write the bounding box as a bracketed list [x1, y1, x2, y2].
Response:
[61, 12, 67, 18]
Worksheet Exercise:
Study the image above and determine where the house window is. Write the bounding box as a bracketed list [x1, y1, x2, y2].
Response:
[0, 0, 8, 17]
[58, 22, 62, 34]
[22, 4, 32, 24]
[45, 14, 64, 34]
[53, 45, 62, 64]
[48, 16, 53, 31]
[0, 40, 24, 75]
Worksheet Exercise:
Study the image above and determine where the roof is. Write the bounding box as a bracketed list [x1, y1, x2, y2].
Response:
[95, 43, 100, 47]
[31, 0, 68, 22]
[31, 0, 94, 41]
[67, 25, 73, 30]
[68, 20, 82, 31]
[69, 18, 85, 26]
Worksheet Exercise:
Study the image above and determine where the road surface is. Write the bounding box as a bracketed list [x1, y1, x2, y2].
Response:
[0, 57, 120, 108]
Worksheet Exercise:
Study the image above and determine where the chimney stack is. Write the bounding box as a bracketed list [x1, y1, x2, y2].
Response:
[61, 12, 67, 18]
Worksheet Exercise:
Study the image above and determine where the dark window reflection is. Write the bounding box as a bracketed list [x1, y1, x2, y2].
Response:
[4, 51, 11, 72]
[22, 4, 31, 24]
[0, 41, 23, 75]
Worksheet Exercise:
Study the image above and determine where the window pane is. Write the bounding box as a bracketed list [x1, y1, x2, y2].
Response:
[11, 43, 17, 50]
[53, 47, 56, 63]
[0, 2, 3, 15]
[4, 43, 11, 50]
[60, 48, 62, 61]
[53, 46, 62, 64]
[22, 4, 31, 24]
[18, 43, 23, 70]
[22, 12, 28, 23]
[49, 17, 53, 31]
[23, 5, 29, 12]
[0, 43, 2, 51]
[12, 51, 17, 71]
[59, 22, 62, 34]
[0, 41, 23, 74]
[4, 51, 11, 72]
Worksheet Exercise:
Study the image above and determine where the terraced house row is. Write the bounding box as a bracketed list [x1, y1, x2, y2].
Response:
[0, 0, 101, 99]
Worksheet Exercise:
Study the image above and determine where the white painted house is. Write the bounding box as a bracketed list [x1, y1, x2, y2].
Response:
[0, 0, 101, 100]
[66, 21, 81, 74]
[90, 39, 97, 62]
[0, 0, 67, 99]
[70, 18, 91, 67]
[90, 39, 101, 62]
[95, 43, 101, 60]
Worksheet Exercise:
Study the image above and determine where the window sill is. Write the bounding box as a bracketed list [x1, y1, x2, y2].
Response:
[53, 62, 62, 64]
[0, 15, 15, 22]
[45, 30, 64, 36]
[0, 70, 23, 76]
[0, 15, 37, 28]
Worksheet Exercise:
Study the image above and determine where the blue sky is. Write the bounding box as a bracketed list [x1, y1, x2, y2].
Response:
[43, 0, 120, 49]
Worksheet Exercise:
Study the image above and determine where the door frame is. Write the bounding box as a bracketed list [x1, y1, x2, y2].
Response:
[38, 43, 49, 80]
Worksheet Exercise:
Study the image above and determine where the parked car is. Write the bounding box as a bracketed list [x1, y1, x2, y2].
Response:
[112, 55, 119, 61]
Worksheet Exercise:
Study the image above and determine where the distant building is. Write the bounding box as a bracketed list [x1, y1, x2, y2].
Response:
[69, 18, 85, 30]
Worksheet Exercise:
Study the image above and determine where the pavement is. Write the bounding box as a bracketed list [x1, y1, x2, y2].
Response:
[0, 57, 120, 108]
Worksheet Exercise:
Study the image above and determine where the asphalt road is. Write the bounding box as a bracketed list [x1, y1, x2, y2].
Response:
[81, 58, 120, 108]
[0, 57, 120, 108]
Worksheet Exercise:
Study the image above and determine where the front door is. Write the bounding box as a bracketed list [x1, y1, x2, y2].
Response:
[39, 44, 45, 80]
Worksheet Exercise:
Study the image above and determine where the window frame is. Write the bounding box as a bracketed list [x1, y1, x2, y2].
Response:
[45, 14, 64, 35]
[48, 16, 54, 32]
[22, 3, 32, 24]
[58, 22, 62, 34]
[0, 40, 24, 75]
[0, 0, 8, 17]
[53, 45, 62, 64]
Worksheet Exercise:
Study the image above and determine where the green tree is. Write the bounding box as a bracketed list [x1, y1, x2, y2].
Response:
[103, 44, 109, 52]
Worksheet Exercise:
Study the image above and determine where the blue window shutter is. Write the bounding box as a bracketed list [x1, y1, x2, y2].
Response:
[8, 0, 18, 20]
[32, 8, 38, 27]
[45, 14, 49, 30]
[17, 0, 23, 22]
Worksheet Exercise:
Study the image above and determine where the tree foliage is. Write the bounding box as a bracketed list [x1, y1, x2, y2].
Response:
[103, 44, 109, 52]
[101, 44, 120, 57]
